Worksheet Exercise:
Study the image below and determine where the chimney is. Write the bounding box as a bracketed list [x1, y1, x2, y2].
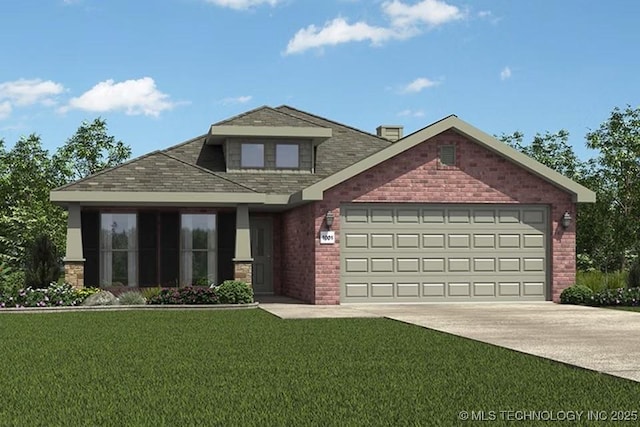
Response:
[376, 125, 403, 142]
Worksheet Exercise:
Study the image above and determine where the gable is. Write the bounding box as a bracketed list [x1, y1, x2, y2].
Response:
[295, 116, 595, 203]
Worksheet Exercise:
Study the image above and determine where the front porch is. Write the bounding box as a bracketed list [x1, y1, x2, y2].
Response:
[63, 204, 277, 294]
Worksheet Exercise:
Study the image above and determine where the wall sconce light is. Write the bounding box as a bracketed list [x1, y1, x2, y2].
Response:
[561, 211, 572, 229]
[325, 211, 334, 229]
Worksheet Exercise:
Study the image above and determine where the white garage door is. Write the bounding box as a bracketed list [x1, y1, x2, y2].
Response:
[340, 204, 548, 302]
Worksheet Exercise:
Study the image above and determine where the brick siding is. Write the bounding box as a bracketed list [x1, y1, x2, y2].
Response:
[294, 130, 576, 304]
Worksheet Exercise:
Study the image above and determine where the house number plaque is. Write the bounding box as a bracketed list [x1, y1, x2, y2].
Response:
[319, 231, 335, 245]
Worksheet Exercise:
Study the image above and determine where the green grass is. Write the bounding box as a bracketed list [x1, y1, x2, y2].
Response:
[1, 310, 639, 426]
[576, 270, 628, 292]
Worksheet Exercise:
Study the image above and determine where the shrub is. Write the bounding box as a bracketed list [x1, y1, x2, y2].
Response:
[627, 259, 640, 288]
[214, 280, 253, 304]
[75, 287, 100, 301]
[560, 285, 594, 305]
[147, 287, 219, 305]
[0, 269, 25, 296]
[140, 287, 162, 301]
[118, 291, 146, 305]
[24, 234, 61, 288]
[576, 270, 627, 292]
[588, 287, 640, 307]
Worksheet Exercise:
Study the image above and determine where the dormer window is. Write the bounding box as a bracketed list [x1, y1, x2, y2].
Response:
[241, 143, 264, 168]
[276, 144, 299, 168]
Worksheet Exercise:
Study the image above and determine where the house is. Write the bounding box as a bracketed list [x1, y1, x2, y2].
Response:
[50, 106, 595, 304]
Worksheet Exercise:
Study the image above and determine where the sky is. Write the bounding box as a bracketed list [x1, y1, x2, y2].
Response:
[1, 0, 639, 161]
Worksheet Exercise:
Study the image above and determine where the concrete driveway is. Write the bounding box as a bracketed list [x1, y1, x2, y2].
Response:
[261, 301, 640, 382]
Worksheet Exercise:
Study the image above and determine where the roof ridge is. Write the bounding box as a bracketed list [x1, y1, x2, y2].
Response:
[395, 114, 458, 142]
[159, 151, 258, 193]
[52, 150, 164, 191]
[212, 105, 272, 126]
[275, 105, 391, 143]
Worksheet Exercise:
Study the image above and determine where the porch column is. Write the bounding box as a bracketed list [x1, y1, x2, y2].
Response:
[233, 204, 253, 286]
[64, 203, 85, 289]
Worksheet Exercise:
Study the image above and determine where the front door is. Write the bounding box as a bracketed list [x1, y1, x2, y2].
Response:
[250, 217, 273, 294]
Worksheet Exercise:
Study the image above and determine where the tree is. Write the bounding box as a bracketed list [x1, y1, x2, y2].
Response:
[585, 105, 640, 269]
[55, 118, 131, 181]
[0, 135, 67, 265]
[498, 129, 584, 179]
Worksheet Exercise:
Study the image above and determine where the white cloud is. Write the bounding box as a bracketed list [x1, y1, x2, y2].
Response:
[286, 18, 397, 55]
[383, 0, 464, 28]
[285, 0, 465, 54]
[221, 95, 253, 105]
[204, 0, 280, 10]
[500, 66, 512, 80]
[0, 79, 65, 106]
[61, 77, 176, 117]
[401, 77, 439, 93]
[398, 109, 425, 117]
[0, 101, 11, 120]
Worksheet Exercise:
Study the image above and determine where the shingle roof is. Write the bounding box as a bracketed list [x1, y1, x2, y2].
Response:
[215, 106, 323, 127]
[57, 151, 255, 193]
[54, 105, 393, 195]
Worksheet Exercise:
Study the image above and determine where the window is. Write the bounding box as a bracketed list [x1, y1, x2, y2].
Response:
[241, 143, 264, 168]
[276, 144, 299, 168]
[100, 213, 137, 286]
[439, 145, 456, 167]
[180, 214, 216, 286]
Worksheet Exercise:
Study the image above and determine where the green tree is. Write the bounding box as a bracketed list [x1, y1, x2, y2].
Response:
[585, 105, 640, 270]
[0, 135, 67, 265]
[55, 118, 131, 181]
[498, 129, 583, 179]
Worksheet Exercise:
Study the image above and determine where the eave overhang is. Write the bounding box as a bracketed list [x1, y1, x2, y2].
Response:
[50, 191, 293, 207]
[208, 125, 332, 145]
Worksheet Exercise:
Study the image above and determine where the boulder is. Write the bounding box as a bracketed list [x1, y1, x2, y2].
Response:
[81, 290, 118, 306]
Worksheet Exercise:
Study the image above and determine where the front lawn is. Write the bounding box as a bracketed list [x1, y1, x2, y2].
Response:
[0, 310, 638, 426]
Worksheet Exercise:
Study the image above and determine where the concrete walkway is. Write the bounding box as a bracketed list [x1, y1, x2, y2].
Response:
[259, 301, 640, 382]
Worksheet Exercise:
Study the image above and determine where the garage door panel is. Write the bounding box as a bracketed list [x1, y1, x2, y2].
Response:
[397, 234, 420, 248]
[397, 283, 420, 297]
[341, 204, 547, 302]
[370, 234, 393, 248]
[371, 258, 394, 272]
[473, 282, 496, 296]
[345, 258, 368, 272]
[371, 283, 394, 297]
[423, 283, 445, 296]
[422, 209, 445, 223]
[448, 283, 471, 296]
[397, 258, 420, 272]
[344, 233, 368, 248]
[448, 234, 470, 248]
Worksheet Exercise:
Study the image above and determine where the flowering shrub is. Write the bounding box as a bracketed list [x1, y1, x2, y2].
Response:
[587, 287, 640, 307]
[147, 287, 219, 305]
[0, 283, 100, 308]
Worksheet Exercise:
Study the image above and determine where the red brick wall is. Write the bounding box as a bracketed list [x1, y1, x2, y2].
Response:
[280, 204, 316, 303]
[309, 130, 575, 304]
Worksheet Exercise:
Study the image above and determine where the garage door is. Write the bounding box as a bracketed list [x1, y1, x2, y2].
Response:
[340, 204, 548, 302]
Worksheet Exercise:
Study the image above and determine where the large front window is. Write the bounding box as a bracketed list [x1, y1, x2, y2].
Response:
[180, 214, 216, 286]
[100, 213, 137, 286]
